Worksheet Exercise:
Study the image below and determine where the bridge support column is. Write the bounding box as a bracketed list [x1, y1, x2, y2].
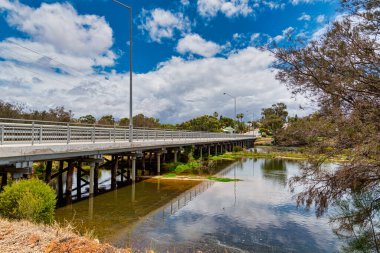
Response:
[45, 161, 52, 183]
[65, 161, 74, 205]
[200, 147, 203, 160]
[111, 156, 118, 190]
[89, 162, 95, 197]
[142, 154, 146, 176]
[157, 153, 161, 175]
[132, 156, 136, 182]
[215, 145, 218, 155]
[77, 162, 82, 200]
[208, 146, 211, 157]
[120, 156, 125, 183]
[174, 150, 178, 163]
[58, 161, 64, 205]
[94, 162, 99, 195]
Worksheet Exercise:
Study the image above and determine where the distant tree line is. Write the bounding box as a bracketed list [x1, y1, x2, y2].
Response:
[0, 101, 241, 131]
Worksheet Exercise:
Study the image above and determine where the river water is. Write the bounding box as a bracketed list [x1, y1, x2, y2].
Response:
[55, 158, 341, 252]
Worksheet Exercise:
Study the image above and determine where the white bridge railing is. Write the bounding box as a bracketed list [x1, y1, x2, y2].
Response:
[0, 118, 252, 146]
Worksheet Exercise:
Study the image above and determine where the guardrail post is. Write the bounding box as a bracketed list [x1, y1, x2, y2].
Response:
[92, 125, 95, 143]
[67, 123, 71, 144]
[32, 121, 35, 145]
[113, 125, 116, 142]
[39, 126, 42, 144]
[0, 125, 3, 145]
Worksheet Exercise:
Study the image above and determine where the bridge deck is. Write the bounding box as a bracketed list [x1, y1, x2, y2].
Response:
[0, 119, 255, 165]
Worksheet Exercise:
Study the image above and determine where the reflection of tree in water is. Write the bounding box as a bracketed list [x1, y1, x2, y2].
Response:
[332, 191, 380, 253]
[260, 159, 287, 185]
[187, 160, 236, 176]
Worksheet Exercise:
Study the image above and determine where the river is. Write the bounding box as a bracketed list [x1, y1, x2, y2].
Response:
[55, 158, 341, 252]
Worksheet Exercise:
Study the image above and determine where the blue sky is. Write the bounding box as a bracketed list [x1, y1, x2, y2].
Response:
[0, 0, 339, 123]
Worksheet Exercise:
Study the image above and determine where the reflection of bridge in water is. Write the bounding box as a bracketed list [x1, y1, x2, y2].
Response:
[106, 162, 240, 248]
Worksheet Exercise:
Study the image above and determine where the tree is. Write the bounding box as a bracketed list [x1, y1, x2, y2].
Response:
[260, 103, 288, 133]
[133, 114, 160, 128]
[0, 101, 24, 119]
[219, 115, 236, 128]
[274, 0, 380, 250]
[98, 115, 115, 125]
[78, 115, 96, 124]
[236, 113, 244, 123]
[119, 117, 129, 127]
[178, 115, 222, 132]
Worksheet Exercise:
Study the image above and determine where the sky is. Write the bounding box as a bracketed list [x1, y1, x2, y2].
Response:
[0, 0, 340, 123]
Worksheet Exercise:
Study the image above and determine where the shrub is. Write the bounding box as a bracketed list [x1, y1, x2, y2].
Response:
[0, 178, 56, 224]
[233, 146, 243, 152]
[174, 161, 201, 174]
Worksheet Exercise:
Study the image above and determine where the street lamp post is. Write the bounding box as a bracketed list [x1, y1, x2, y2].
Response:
[112, 0, 133, 142]
[223, 92, 237, 119]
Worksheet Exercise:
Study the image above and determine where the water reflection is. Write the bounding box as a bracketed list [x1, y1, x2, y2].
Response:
[260, 159, 287, 185]
[55, 158, 341, 252]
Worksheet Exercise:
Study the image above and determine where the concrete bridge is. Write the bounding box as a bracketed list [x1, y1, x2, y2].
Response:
[0, 118, 255, 205]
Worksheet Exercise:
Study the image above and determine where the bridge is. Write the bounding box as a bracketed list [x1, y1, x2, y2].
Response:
[0, 118, 255, 205]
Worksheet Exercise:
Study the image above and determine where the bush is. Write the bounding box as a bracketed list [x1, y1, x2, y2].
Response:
[233, 146, 243, 152]
[0, 179, 56, 224]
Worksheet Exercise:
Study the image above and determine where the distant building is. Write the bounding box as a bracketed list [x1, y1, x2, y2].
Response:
[222, 126, 235, 134]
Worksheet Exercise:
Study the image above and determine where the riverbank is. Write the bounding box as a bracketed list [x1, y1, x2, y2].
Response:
[0, 218, 130, 253]
[159, 147, 348, 180]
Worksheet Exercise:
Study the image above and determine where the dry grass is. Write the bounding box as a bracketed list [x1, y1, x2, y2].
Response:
[0, 218, 130, 253]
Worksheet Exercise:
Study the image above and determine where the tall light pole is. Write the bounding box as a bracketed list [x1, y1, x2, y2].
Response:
[223, 92, 237, 119]
[112, 0, 133, 142]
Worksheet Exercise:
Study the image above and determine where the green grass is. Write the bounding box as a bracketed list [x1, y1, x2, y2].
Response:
[163, 173, 177, 178]
[208, 176, 242, 182]
[174, 161, 201, 173]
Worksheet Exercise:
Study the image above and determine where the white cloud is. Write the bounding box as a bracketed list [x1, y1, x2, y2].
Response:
[181, 0, 190, 6]
[0, 0, 115, 72]
[298, 13, 311, 21]
[271, 26, 295, 43]
[197, 0, 253, 18]
[291, 0, 328, 5]
[176, 34, 221, 57]
[263, 1, 285, 10]
[0, 1, 306, 123]
[0, 46, 306, 123]
[138, 8, 191, 43]
[316, 14, 325, 23]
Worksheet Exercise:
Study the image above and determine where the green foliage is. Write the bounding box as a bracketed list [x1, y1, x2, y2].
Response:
[175, 161, 201, 174]
[78, 115, 96, 124]
[219, 116, 236, 128]
[274, 113, 336, 146]
[208, 176, 241, 182]
[178, 115, 222, 132]
[233, 146, 243, 152]
[163, 173, 177, 178]
[119, 117, 129, 126]
[0, 179, 56, 224]
[0, 100, 74, 122]
[98, 115, 115, 125]
[236, 113, 244, 122]
[260, 103, 288, 133]
[133, 113, 160, 128]
[165, 162, 183, 171]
